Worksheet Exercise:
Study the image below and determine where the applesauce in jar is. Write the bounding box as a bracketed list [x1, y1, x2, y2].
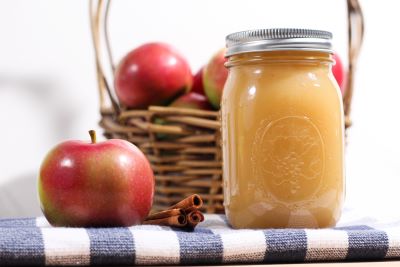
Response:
[221, 29, 344, 228]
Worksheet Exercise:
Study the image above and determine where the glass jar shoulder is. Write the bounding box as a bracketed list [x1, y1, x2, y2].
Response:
[223, 64, 342, 112]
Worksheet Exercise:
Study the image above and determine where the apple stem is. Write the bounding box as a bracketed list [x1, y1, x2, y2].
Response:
[89, 130, 97, 144]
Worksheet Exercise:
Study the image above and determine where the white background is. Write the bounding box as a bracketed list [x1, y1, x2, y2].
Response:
[0, 0, 399, 218]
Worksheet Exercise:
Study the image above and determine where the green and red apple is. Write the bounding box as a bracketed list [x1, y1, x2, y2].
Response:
[38, 130, 154, 227]
[203, 48, 228, 109]
[115, 42, 193, 109]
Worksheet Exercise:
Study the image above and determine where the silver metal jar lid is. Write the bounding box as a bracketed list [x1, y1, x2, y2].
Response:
[225, 28, 333, 57]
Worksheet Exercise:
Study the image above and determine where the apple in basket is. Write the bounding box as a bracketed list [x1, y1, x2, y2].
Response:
[114, 42, 193, 109]
[203, 48, 228, 109]
[191, 67, 206, 96]
[332, 53, 346, 95]
[170, 92, 213, 110]
[38, 130, 154, 227]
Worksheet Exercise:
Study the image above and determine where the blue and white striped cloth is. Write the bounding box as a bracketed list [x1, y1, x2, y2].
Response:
[1, 208, 400, 266]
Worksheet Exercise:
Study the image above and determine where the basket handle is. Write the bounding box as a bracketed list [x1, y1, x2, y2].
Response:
[344, 0, 364, 126]
[89, 0, 364, 123]
[89, 0, 119, 116]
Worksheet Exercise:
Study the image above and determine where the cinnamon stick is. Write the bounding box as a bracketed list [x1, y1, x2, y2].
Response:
[143, 194, 205, 229]
[187, 210, 205, 228]
[145, 208, 183, 221]
[183, 206, 197, 213]
[142, 214, 187, 227]
[168, 194, 203, 210]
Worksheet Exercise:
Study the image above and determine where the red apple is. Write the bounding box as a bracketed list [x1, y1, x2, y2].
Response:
[203, 48, 228, 109]
[38, 130, 154, 227]
[115, 42, 193, 109]
[170, 92, 213, 110]
[332, 53, 346, 95]
[191, 67, 205, 95]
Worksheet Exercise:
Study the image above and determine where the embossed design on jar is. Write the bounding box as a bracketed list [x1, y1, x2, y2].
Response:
[251, 116, 325, 204]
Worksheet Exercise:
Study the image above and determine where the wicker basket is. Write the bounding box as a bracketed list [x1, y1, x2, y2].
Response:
[89, 0, 364, 213]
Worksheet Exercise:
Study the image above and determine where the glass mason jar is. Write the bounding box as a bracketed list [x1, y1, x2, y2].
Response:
[221, 29, 345, 229]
